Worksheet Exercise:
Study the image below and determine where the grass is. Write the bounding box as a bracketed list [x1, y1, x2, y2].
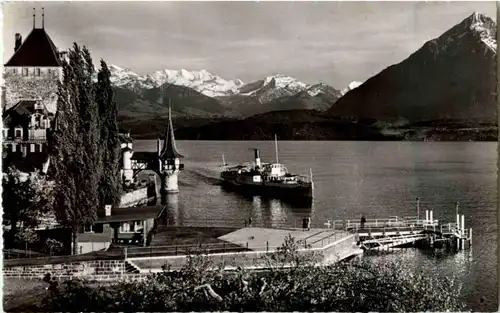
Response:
[2, 278, 48, 312]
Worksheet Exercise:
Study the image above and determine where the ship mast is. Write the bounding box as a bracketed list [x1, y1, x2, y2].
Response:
[274, 134, 279, 164]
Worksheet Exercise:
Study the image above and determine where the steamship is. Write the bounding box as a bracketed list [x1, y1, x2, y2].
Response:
[220, 135, 314, 202]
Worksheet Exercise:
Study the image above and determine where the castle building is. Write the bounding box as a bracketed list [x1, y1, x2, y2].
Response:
[2, 8, 66, 173]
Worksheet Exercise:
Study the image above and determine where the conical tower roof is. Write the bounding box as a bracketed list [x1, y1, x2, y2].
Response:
[5, 28, 61, 67]
[159, 102, 183, 159]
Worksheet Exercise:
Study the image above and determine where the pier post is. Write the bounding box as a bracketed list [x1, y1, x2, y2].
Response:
[425, 210, 429, 224]
[469, 228, 473, 248]
[416, 196, 420, 222]
[430, 210, 433, 224]
[456, 213, 460, 234]
[461, 214, 465, 237]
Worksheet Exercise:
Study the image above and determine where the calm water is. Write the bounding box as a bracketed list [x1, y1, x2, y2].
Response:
[134, 140, 498, 311]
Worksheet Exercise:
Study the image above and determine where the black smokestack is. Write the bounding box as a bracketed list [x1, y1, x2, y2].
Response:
[14, 33, 22, 52]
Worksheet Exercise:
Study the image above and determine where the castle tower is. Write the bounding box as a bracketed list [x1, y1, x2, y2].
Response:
[2, 8, 64, 173]
[121, 146, 134, 185]
[158, 103, 184, 194]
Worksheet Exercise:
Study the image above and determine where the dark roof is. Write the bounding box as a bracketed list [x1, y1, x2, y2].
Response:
[119, 133, 133, 144]
[131, 151, 157, 161]
[95, 204, 166, 224]
[5, 28, 61, 67]
[159, 106, 183, 159]
[3, 100, 48, 128]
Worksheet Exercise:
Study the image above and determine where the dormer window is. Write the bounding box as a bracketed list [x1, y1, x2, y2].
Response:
[35, 68, 41, 76]
[15, 128, 22, 138]
[22, 68, 28, 76]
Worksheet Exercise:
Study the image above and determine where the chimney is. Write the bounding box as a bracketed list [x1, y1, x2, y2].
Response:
[14, 33, 22, 52]
[254, 149, 261, 168]
[105, 204, 112, 217]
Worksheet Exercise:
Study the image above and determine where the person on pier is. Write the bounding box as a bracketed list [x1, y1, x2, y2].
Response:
[360, 215, 366, 230]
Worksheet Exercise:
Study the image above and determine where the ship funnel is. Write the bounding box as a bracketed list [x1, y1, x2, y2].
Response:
[254, 149, 261, 168]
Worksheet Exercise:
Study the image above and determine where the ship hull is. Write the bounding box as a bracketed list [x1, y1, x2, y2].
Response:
[220, 176, 313, 203]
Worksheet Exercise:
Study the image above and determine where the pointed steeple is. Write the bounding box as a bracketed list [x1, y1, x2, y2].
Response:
[159, 98, 183, 159]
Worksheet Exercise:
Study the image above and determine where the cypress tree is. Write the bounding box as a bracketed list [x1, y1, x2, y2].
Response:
[50, 43, 101, 255]
[96, 60, 122, 208]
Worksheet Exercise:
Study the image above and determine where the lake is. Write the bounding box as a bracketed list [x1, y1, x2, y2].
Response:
[134, 140, 498, 311]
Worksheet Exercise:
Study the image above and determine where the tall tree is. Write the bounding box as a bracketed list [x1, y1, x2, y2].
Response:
[2, 167, 53, 248]
[50, 43, 102, 255]
[96, 60, 122, 208]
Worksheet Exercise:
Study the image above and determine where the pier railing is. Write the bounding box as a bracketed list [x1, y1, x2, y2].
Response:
[121, 231, 353, 259]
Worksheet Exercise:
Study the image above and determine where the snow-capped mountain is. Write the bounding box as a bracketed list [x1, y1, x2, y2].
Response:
[109, 66, 317, 103]
[341, 81, 363, 96]
[235, 74, 310, 103]
[109, 65, 244, 97]
[328, 12, 497, 123]
[468, 12, 496, 52]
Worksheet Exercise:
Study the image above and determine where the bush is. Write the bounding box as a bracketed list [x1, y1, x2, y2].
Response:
[42, 235, 465, 312]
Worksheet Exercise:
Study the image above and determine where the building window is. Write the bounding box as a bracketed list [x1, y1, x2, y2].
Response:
[35, 68, 41, 76]
[48, 69, 52, 76]
[84, 223, 94, 233]
[11, 68, 17, 74]
[2, 128, 7, 138]
[15, 128, 22, 138]
[22, 68, 28, 76]
[120, 221, 138, 233]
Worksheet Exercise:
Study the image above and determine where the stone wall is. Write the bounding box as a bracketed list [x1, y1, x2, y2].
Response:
[119, 187, 148, 208]
[3, 260, 125, 279]
[4, 70, 59, 112]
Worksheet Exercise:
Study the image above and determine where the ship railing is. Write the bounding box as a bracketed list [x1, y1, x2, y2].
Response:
[296, 175, 311, 183]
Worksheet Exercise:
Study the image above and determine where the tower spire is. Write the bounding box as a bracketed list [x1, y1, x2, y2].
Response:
[158, 87, 183, 159]
[42, 7, 45, 29]
[33, 8, 36, 29]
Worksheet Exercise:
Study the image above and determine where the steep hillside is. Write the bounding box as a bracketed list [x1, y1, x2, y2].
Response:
[328, 12, 497, 123]
[173, 110, 390, 141]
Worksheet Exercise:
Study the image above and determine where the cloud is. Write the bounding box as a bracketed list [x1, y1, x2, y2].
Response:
[3, 1, 496, 87]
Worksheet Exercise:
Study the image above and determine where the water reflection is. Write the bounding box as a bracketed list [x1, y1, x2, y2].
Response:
[247, 195, 312, 228]
[162, 193, 180, 226]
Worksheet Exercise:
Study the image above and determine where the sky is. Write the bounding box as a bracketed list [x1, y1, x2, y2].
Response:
[2, 1, 497, 88]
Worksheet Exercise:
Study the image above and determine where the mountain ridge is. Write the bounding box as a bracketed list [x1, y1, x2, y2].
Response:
[327, 12, 497, 123]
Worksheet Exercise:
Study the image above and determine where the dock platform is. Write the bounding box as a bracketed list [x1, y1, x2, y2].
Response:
[126, 227, 362, 272]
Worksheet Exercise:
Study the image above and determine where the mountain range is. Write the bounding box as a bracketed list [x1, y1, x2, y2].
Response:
[117, 12, 497, 141]
[110, 65, 350, 117]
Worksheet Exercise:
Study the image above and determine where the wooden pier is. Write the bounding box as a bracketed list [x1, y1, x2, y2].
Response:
[324, 201, 472, 252]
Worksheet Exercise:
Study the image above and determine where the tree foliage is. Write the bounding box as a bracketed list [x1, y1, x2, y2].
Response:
[49, 44, 123, 254]
[95, 60, 122, 207]
[42, 238, 465, 312]
[2, 167, 54, 247]
[50, 43, 102, 254]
